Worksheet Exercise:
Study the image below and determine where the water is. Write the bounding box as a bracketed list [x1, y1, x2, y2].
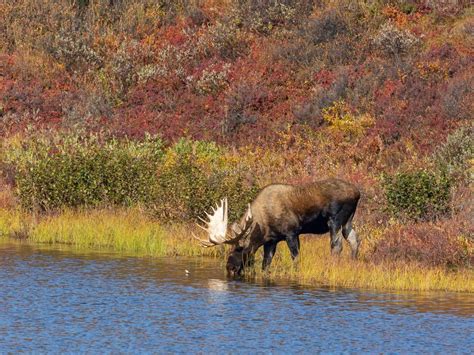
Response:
[0, 242, 473, 353]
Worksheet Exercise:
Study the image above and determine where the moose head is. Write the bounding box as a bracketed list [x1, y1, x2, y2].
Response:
[192, 198, 254, 276]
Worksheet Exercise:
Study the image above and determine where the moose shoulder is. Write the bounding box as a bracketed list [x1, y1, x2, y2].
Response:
[193, 178, 361, 276]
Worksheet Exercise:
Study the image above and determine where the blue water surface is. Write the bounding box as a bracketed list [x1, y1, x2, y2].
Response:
[0, 242, 473, 353]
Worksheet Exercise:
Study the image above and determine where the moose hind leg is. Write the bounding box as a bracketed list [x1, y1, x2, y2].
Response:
[328, 219, 343, 255]
[342, 216, 360, 259]
[262, 241, 277, 272]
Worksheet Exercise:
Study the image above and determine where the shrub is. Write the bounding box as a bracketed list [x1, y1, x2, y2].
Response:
[153, 139, 258, 221]
[2, 134, 259, 221]
[153, 0, 203, 25]
[107, 40, 156, 97]
[189, 63, 231, 96]
[293, 70, 349, 126]
[0, 0, 76, 52]
[371, 221, 472, 268]
[384, 169, 451, 221]
[61, 88, 113, 128]
[424, 0, 471, 15]
[77, 0, 199, 30]
[322, 100, 375, 140]
[303, 9, 348, 45]
[272, 36, 320, 68]
[274, 9, 355, 68]
[46, 28, 102, 72]
[153, 43, 196, 82]
[3, 133, 164, 211]
[222, 83, 266, 135]
[434, 126, 474, 184]
[373, 22, 420, 60]
[232, 0, 314, 34]
[201, 21, 247, 60]
[441, 72, 474, 121]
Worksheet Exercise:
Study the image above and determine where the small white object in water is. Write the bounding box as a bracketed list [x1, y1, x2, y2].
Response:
[185, 269, 190, 275]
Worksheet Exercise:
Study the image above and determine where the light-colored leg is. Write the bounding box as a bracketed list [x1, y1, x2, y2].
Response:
[343, 225, 360, 259]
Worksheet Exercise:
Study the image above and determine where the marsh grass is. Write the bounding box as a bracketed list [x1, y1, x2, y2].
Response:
[0, 208, 31, 239]
[252, 236, 473, 293]
[28, 209, 224, 258]
[0, 208, 472, 292]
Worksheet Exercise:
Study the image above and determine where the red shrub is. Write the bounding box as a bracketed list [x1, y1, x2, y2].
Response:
[371, 219, 473, 267]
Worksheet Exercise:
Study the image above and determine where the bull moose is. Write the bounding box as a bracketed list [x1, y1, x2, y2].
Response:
[193, 178, 361, 276]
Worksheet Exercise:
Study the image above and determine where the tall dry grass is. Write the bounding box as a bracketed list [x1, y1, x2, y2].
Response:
[28, 208, 224, 258]
[254, 236, 473, 293]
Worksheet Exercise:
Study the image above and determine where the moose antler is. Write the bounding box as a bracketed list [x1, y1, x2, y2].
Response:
[230, 205, 253, 236]
[192, 198, 253, 248]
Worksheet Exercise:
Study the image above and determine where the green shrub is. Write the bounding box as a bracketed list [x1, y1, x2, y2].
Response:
[384, 169, 452, 221]
[153, 138, 258, 221]
[4, 133, 164, 211]
[2, 134, 259, 222]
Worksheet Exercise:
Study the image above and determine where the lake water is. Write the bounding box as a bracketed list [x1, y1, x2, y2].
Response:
[0, 241, 473, 353]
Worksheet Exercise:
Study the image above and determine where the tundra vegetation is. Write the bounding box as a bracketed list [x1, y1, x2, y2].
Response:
[0, 0, 473, 291]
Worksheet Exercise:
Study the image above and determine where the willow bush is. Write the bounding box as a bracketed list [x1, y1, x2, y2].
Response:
[383, 169, 452, 221]
[152, 138, 258, 221]
[434, 126, 473, 185]
[3, 133, 164, 211]
[2, 133, 258, 221]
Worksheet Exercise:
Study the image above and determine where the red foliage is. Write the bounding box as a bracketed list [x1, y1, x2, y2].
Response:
[0, 54, 77, 135]
[160, 22, 189, 46]
[0, 2, 471, 151]
[1, 78, 65, 134]
[371, 219, 473, 267]
[313, 69, 336, 88]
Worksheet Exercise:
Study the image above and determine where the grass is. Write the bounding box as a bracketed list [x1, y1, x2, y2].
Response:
[0, 208, 29, 239]
[0, 208, 472, 292]
[256, 237, 474, 293]
[30, 209, 224, 258]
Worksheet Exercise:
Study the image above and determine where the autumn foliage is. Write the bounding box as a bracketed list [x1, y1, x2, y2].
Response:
[0, 1, 473, 268]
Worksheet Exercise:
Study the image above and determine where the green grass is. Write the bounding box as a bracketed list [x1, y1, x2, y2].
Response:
[0, 208, 472, 292]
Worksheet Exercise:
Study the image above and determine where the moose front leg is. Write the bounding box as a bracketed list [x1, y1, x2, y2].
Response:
[262, 241, 277, 272]
[285, 234, 300, 261]
[285, 234, 301, 272]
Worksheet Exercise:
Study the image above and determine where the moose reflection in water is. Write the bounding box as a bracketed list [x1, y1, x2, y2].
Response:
[193, 178, 361, 276]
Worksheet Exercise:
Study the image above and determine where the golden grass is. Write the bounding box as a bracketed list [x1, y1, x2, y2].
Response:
[254, 236, 474, 293]
[0, 208, 472, 292]
[28, 208, 224, 258]
[0, 208, 29, 238]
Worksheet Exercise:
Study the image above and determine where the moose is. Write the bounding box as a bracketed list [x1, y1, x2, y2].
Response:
[193, 178, 361, 276]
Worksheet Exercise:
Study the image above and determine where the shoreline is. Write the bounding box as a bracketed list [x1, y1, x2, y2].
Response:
[1, 208, 472, 293]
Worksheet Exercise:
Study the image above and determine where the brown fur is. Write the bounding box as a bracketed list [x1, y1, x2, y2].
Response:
[227, 178, 361, 276]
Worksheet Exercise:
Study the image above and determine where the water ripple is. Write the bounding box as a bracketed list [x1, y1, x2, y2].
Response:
[0, 242, 473, 353]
